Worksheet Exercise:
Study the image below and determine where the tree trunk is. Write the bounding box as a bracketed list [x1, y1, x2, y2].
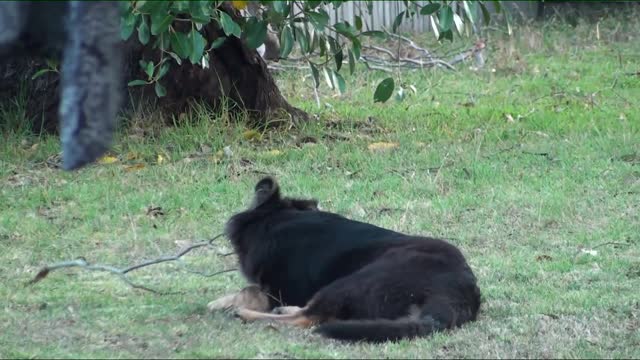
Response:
[0, 3, 306, 134]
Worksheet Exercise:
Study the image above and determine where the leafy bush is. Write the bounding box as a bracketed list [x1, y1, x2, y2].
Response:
[121, 1, 500, 102]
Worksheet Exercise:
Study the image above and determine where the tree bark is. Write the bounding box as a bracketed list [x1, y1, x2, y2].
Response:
[0, 2, 306, 134]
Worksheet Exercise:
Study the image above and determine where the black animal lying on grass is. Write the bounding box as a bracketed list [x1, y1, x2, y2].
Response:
[209, 177, 482, 343]
[0, 1, 121, 170]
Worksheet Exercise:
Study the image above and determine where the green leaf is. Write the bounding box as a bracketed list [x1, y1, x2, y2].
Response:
[420, 3, 441, 15]
[137, 16, 150, 45]
[348, 49, 356, 75]
[305, 1, 322, 10]
[154, 33, 170, 50]
[361, 30, 386, 40]
[31, 68, 52, 80]
[479, 2, 491, 25]
[151, 13, 174, 36]
[454, 13, 465, 35]
[332, 70, 346, 94]
[137, 1, 168, 14]
[219, 11, 241, 38]
[272, 1, 289, 15]
[430, 15, 440, 38]
[280, 25, 294, 58]
[188, 30, 207, 64]
[374, 77, 395, 103]
[157, 62, 170, 79]
[170, 31, 191, 59]
[154, 82, 167, 97]
[128, 79, 148, 86]
[334, 22, 356, 39]
[334, 48, 343, 72]
[309, 61, 320, 88]
[505, 7, 513, 35]
[190, 1, 212, 23]
[392, 11, 404, 32]
[462, 1, 477, 24]
[210, 37, 226, 50]
[438, 6, 454, 32]
[355, 15, 363, 31]
[322, 66, 333, 89]
[308, 10, 329, 31]
[167, 51, 182, 65]
[145, 61, 155, 79]
[351, 38, 361, 60]
[294, 25, 310, 54]
[244, 18, 268, 49]
[121, 12, 138, 40]
[438, 29, 453, 42]
[170, 1, 190, 13]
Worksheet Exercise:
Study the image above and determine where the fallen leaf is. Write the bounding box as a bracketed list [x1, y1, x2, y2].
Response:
[242, 130, 262, 141]
[146, 206, 165, 218]
[536, 254, 553, 262]
[297, 136, 318, 146]
[368, 142, 399, 152]
[126, 152, 140, 161]
[265, 150, 282, 156]
[98, 155, 119, 164]
[124, 163, 145, 172]
[505, 113, 515, 123]
[617, 153, 640, 164]
[157, 154, 165, 165]
[213, 150, 224, 163]
[223, 146, 233, 157]
[200, 144, 212, 154]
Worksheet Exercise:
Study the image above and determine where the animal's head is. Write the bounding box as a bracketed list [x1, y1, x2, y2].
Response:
[251, 177, 319, 211]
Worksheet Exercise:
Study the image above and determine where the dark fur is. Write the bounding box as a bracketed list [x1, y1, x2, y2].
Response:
[226, 177, 481, 342]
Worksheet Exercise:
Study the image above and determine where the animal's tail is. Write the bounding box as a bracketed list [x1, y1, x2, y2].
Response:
[313, 317, 446, 343]
[314, 287, 481, 343]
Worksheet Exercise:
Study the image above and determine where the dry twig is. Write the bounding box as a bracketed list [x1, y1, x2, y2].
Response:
[26, 233, 235, 295]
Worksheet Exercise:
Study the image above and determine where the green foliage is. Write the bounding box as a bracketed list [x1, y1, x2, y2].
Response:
[122, 0, 502, 103]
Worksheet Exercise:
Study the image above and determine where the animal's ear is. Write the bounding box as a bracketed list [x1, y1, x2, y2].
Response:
[252, 177, 280, 209]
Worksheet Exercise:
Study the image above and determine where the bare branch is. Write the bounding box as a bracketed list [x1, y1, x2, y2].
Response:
[27, 233, 235, 295]
[383, 30, 434, 60]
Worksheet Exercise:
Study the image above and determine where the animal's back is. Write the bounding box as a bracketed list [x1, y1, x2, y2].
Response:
[252, 210, 407, 306]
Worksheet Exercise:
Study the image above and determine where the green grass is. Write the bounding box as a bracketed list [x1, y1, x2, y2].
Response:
[1, 18, 639, 358]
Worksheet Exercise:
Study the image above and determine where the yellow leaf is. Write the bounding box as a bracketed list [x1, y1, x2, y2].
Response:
[126, 152, 140, 161]
[98, 155, 119, 164]
[368, 142, 399, 152]
[265, 150, 282, 156]
[231, 0, 248, 10]
[212, 150, 224, 163]
[242, 129, 262, 141]
[157, 154, 165, 165]
[124, 163, 145, 172]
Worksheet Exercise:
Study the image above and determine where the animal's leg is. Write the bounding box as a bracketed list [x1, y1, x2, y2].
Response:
[207, 293, 239, 312]
[235, 307, 317, 328]
[208, 285, 271, 312]
[272, 306, 303, 315]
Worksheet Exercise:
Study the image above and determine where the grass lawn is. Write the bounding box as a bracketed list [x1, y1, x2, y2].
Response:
[1, 17, 639, 359]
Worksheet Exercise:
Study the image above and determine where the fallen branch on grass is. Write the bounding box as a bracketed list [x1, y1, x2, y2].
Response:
[267, 38, 485, 74]
[26, 233, 236, 295]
